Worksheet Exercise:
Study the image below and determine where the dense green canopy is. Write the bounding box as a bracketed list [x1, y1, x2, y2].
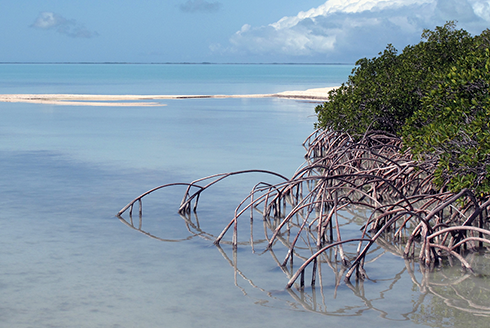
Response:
[315, 22, 490, 196]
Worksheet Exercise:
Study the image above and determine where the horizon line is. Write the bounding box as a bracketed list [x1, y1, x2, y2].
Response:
[0, 61, 354, 66]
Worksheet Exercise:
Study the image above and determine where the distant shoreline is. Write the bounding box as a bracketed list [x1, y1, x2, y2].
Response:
[0, 87, 336, 107]
[0, 62, 353, 66]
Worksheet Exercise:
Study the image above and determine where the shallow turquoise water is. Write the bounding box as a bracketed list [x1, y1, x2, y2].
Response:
[0, 64, 489, 327]
[0, 63, 350, 95]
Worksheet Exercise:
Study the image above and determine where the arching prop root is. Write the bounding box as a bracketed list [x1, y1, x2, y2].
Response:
[117, 129, 490, 288]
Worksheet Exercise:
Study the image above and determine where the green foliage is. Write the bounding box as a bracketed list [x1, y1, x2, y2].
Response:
[315, 21, 472, 136]
[403, 33, 490, 195]
[316, 44, 411, 134]
[315, 22, 490, 196]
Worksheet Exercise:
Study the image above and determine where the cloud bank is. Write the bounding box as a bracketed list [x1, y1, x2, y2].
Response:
[226, 0, 490, 62]
[30, 12, 99, 38]
[179, 0, 222, 13]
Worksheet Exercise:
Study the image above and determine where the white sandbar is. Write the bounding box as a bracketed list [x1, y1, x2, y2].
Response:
[0, 87, 337, 107]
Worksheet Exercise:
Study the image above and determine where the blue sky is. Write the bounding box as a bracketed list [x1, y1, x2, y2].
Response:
[1, 0, 489, 63]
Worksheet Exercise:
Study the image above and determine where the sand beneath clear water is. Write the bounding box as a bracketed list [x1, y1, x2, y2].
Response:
[0, 87, 336, 106]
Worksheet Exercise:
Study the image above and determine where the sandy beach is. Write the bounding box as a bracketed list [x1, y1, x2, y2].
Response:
[0, 87, 336, 107]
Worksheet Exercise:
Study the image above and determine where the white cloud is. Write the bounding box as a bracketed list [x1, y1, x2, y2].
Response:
[30, 12, 99, 38]
[226, 0, 490, 62]
[270, 0, 432, 30]
[179, 0, 222, 13]
[471, 0, 490, 20]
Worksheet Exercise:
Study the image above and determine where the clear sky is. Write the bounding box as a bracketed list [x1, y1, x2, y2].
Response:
[1, 0, 489, 63]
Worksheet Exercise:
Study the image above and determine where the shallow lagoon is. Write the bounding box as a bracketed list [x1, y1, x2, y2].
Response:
[1, 64, 489, 327]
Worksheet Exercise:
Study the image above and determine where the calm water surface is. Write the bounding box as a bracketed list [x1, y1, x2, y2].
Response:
[0, 64, 489, 327]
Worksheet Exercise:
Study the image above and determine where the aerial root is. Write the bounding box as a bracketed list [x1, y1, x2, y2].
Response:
[117, 129, 490, 288]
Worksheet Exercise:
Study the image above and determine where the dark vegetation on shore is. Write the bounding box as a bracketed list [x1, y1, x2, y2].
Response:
[316, 21, 490, 196]
[118, 23, 490, 301]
